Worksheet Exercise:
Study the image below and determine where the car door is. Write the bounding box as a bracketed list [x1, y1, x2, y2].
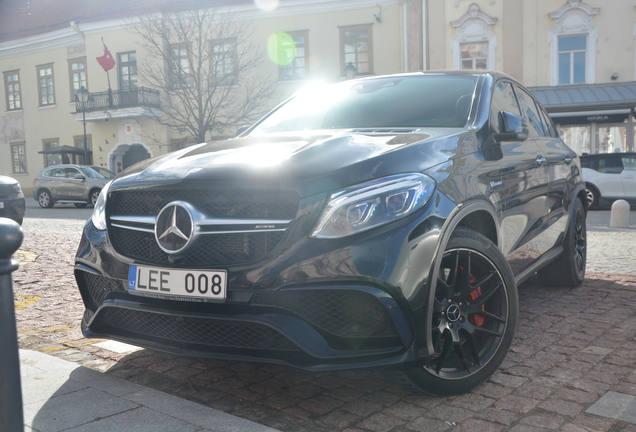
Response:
[62, 167, 88, 199]
[595, 155, 626, 198]
[620, 155, 636, 198]
[44, 168, 66, 199]
[490, 81, 551, 276]
[519, 87, 575, 236]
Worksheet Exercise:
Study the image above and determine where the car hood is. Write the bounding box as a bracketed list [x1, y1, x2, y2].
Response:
[113, 129, 472, 196]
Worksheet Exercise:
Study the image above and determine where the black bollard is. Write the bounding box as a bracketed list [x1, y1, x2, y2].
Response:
[0, 217, 24, 432]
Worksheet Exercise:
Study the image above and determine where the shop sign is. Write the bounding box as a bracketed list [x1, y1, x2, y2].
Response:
[552, 113, 629, 125]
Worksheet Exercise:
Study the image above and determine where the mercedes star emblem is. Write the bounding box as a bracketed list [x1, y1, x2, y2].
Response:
[155, 202, 194, 254]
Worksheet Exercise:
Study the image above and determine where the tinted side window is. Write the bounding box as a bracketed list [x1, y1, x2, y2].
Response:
[598, 156, 623, 174]
[515, 86, 546, 137]
[66, 168, 83, 178]
[621, 156, 636, 171]
[490, 81, 521, 133]
[537, 102, 558, 138]
[580, 158, 595, 169]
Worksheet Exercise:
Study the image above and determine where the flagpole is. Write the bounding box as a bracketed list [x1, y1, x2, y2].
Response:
[102, 37, 113, 108]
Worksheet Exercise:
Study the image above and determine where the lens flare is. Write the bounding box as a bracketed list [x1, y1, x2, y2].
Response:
[254, 0, 279, 12]
[267, 32, 296, 66]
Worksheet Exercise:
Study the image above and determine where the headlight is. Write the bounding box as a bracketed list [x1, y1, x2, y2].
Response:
[91, 181, 112, 230]
[311, 174, 436, 239]
[11, 182, 21, 194]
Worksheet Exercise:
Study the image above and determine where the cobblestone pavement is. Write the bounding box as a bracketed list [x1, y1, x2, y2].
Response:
[11, 208, 636, 432]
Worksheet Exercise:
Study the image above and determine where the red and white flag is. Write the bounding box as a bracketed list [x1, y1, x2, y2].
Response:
[96, 42, 116, 71]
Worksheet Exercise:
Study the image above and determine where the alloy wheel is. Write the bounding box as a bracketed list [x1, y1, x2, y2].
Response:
[425, 248, 509, 379]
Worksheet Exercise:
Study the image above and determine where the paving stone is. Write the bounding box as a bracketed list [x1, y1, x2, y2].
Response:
[404, 417, 452, 432]
[355, 413, 406, 432]
[586, 391, 636, 424]
[538, 398, 584, 417]
[454, 418, 503, 432]
[494, 395, 540, 414]
[489, 373, 528, 388]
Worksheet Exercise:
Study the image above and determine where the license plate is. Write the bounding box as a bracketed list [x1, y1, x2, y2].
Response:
[128, 265, 226, 302]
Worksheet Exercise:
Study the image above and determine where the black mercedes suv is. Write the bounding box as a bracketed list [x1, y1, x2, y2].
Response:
[74, 71, 587, 396]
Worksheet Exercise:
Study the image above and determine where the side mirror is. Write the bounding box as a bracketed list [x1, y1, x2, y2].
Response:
[236, 125, 250, 137]
[493, 111, 529, 142]
[74, 174, 86, 181]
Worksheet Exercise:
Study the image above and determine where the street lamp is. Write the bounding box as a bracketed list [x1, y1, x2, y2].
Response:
[344, 62, 357, 80]
[77, 86, 89, 165]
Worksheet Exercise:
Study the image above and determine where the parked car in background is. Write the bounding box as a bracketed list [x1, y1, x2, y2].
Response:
[580, 152, 636, 209]
[33, 165, 115, 208]
[74, 71, 587, 396]
[0, 175, 26, 225]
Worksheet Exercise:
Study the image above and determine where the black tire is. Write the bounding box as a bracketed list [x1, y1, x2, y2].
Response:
[397, 228, 518, 396]
[537, 199, 586, 287]
[90, 189, 101, 207]
[74, 203, 88, 208]
[37, 189, 54, 208]
[586, 183, 600, 209]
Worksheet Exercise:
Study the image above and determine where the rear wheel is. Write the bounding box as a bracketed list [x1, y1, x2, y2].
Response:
[537, 199, 586, 287]
[398, 228, 518, 396]
[37, 190, 54, 208]
[586, 184, 600, 209]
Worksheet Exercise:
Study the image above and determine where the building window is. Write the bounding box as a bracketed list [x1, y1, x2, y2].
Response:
[211, 39, 237, 85]
[340, 25, 373, 75]
[549, 1, 598, 86]
[75, 135, 92, 165]
[460, 41, 488, 70]
[558, 35, 586, 85]
[118, 51, 138, 91]
[11, 142, 27, 173]
[169, 45, 190, 88]
[43, 139, 60, 166]
[37, 64, 55, 106]
[451, 3, 497, 71]
[69, 58, 87, 101]
[4, 71, 22, 111]
[278, 31, 308, 81]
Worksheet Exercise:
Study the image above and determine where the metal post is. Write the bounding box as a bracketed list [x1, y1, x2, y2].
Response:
[82, 108, 88, 165]
[0, 218, 24, 432]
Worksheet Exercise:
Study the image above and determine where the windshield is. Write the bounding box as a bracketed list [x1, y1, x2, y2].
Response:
[250, 75, 478, 135]
[81, 166, 115, 179]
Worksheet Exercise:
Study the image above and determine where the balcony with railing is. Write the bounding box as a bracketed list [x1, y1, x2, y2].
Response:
[74, 87, 161, 120]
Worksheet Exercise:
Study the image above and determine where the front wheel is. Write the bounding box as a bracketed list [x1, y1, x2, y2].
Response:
[90, 189, 101, 207]
[37, 190, 54, 208]
[398, 228, 518, 396]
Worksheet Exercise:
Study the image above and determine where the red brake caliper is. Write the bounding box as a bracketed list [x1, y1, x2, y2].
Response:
[468, 274, 485, 327]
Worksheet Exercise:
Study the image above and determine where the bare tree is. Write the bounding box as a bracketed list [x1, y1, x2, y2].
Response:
[131, 3, 277, 144]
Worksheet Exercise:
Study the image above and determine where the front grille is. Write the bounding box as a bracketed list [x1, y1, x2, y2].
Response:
[80, 272, 126, 309]
[99, 308, 300, 351]
[253, 290, 398, 338]
[0, 185, 14, 197]
[108, 188, 299, 266]
[111, 189, 300, 219]
[110, 227, 285, 266]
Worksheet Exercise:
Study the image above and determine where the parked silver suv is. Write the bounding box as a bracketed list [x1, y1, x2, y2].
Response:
[33, 165, 115, 208]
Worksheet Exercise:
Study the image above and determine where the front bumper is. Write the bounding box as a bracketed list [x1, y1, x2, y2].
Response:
[0, 196, 25, 222]
[74, 197, 448, 371]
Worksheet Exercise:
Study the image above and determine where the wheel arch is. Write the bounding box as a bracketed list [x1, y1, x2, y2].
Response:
[420, 199, 501, 356]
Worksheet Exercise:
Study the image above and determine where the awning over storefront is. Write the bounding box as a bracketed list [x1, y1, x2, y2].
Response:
[529, 82, 636, 126]
[529, 81, 636, 113]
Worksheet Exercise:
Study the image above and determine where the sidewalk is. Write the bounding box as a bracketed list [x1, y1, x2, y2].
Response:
[20, 349, 280, 432]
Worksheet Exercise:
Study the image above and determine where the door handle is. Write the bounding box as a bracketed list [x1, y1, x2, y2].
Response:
[564, 157, 573, 164]
[535, 156, 547, 167]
